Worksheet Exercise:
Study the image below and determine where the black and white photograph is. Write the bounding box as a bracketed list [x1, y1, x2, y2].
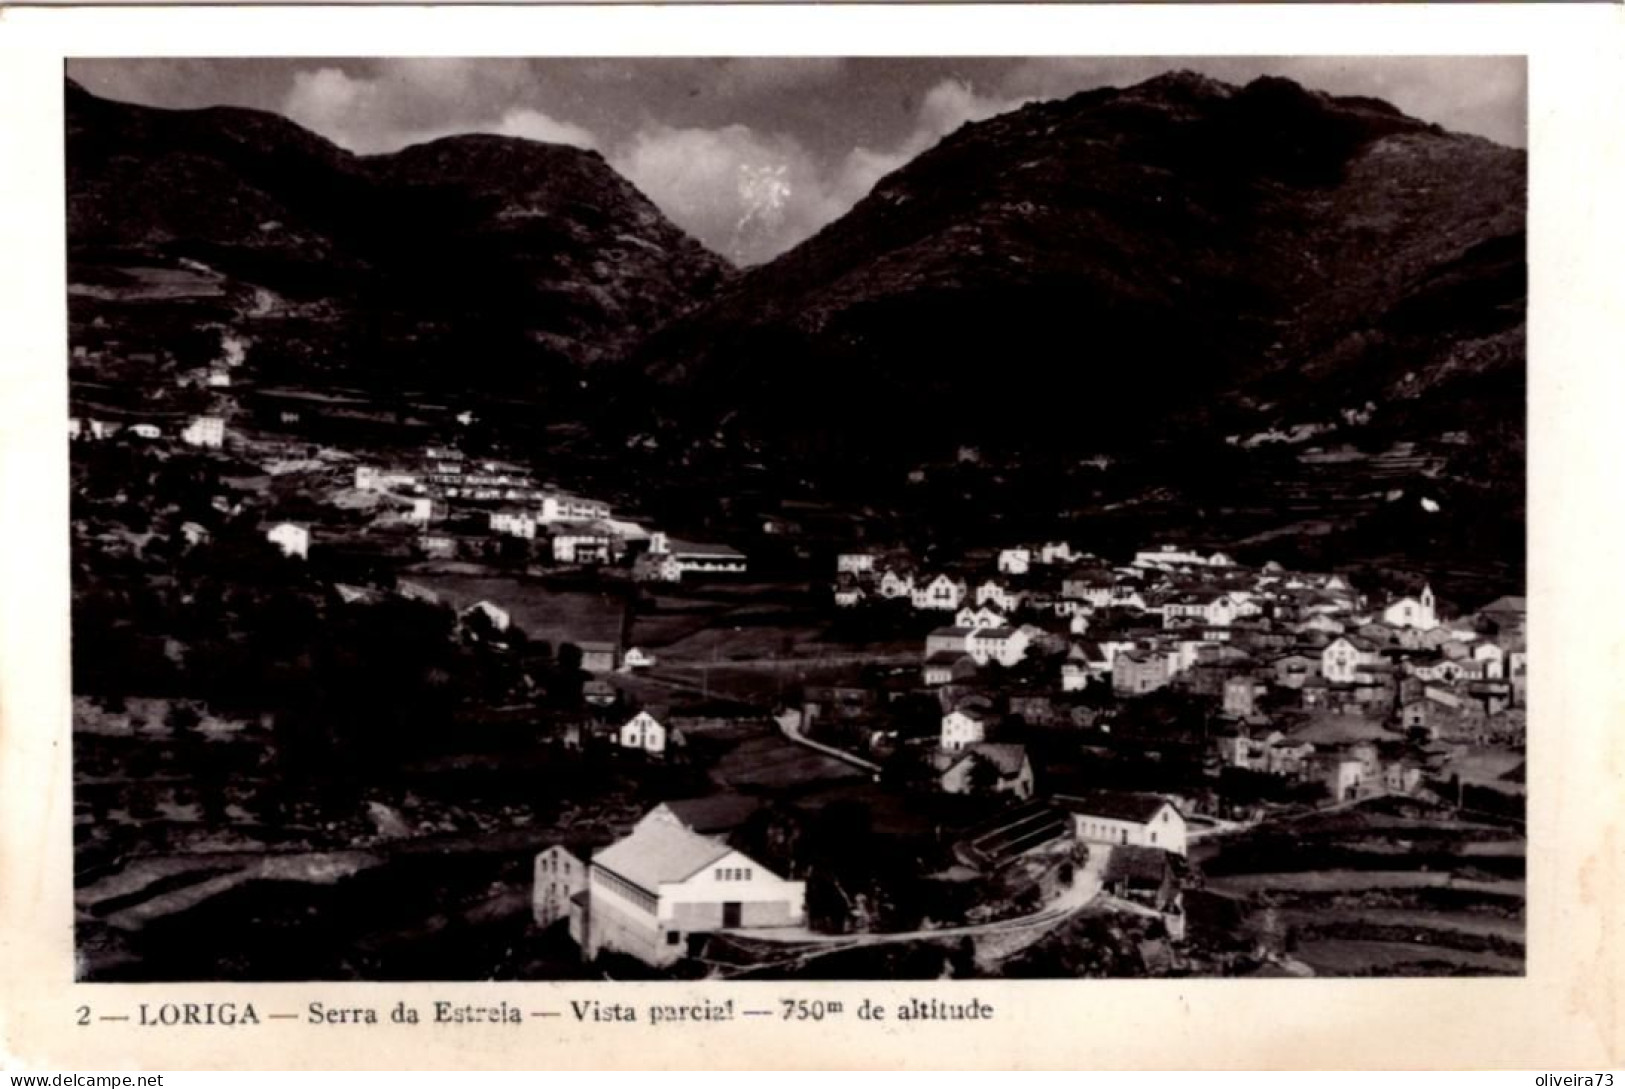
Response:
[65, 55, 1529, 985]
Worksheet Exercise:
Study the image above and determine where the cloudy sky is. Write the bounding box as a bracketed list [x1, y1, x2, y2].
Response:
[69, 57, 1525, 266]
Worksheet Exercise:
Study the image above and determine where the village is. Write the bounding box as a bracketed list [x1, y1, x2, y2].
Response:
[70, 376, 1527, 981]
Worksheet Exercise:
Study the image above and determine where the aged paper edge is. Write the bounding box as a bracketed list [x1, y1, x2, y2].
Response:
[1, 3, 1622, 1071]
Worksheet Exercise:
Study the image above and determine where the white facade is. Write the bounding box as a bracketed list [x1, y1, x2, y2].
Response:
[878, 570, 915, 598]
[1068, 799, 1187, 857]
[584, 822, 805, 967]
[266, 522, 309, 559]
[975, 580, 1022, 612]
[1321, 636, 1380, 684]
[554, 531, 613, 564]
[911, 574, 968, 611]
[539, 494, 612, 524]
[181, 416, 225, 448]
[955, 605, 1008, 630]
[533, 845, 587, 927]
[836, 552, 877, 575]
[940, 710, 988, 752]
[491, 510, 538, 539]
[619, 711, 666, 755]
[968, 627, 1031, 668]
[997, 548, 1031, 575]
[1382, 586, 1437, 630]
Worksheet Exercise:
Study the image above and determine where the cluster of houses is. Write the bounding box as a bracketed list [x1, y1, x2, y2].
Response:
[352, 443, 747, 580]
[831, 540, 1526, 805]
[69, 413, 227, 449]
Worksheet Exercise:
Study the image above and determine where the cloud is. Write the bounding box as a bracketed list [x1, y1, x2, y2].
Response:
[612, 123, 836, 265]
[613, 77, 1031, 264]
[832, 78, 1026, 210]
[281, 61, 597, 154]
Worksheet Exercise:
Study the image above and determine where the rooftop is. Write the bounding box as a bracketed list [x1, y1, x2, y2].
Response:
[593, 819, 731, 893]
[1055, 790, 1178, 824]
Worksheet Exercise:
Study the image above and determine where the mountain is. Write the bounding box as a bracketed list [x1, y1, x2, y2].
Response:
[66, 78, 730, 403]
[633, 72, 1525, 468]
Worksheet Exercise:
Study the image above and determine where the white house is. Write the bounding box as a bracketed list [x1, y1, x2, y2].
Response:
[940, 706, 990, 752]
[836, 552, 878, 575]
[265, 522, 309, 560]
[967, 627, 1031, 668]
[1162, 591, 1239, 628]
[1472, 641, 1506, 680]
[1382, 585, 1438, 631]
[533, 844, 590, 927]
[1036, 542, 1078, 566]
[878, 569, 916, 599]
[181, 415, 225, 448]
[955, 604, 1009, 630]
[623, 648, 657, 670]
[975, 579, 1023, 612]
[490, 510, 538, 539]
[1059, 791, 1188, 857]
[552, 523, 615, 565]
[997, 548, 1032, 576]
[1321, 636, 1380, 684]
[619, 711, 667, 756]
[539, 493, 612, 524]
[911, 574, 968, 612]
[580, 819, 806, 966]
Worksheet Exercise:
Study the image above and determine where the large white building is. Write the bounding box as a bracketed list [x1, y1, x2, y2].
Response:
[578, 819, 806, 966]
[1059, 792, 1188, 857]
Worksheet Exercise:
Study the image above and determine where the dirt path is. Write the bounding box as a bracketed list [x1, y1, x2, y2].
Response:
[775, 713, 882, 775]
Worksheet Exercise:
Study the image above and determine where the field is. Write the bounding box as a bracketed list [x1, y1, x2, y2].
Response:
[1191, 797, 1526, 976]
[403, 570, 627, 649]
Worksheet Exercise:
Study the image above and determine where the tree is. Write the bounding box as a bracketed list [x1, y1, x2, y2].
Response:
[966, 753, 1001, 796]
[165, 700, 202, 739]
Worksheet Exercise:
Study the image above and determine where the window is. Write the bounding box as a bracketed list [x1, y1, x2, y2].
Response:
[667, 931, 681, 946]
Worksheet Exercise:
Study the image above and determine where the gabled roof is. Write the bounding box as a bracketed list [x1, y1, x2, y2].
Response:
[669, 539, 746, 559]
[1102, 844, 1175, 885]
[965, 742, 1029, 777]
[593, 820, 731, 893]
[1055, 791, 1179, 824]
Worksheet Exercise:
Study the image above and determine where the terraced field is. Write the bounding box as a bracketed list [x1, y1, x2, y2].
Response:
[1191, 797, 1525, 976]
